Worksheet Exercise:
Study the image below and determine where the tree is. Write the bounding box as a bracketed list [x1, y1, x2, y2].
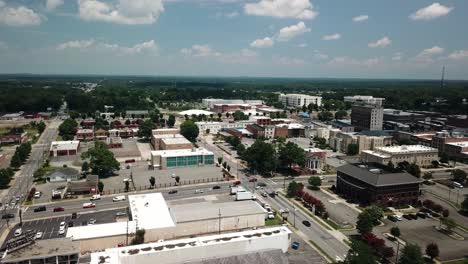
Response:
[58, 118, 78, 140]
[452, 169, 467, 184]
[137, 119, 155, 139]
[407, 163, 421, 178]
[131, 229, 145, 245]
[82, 141, 120, 177]
[431, 160, 439, 168]
[343, 240, 377, 264]
[287, 181, 304, 197]
[205, 128, 210, 134]
[175, 176, 180, 184]
[180, 120, 199, 142]
[81, 161, 90, 174]
[125, 119, 131, 125]
[425, 243, 439, 261]
[364, 205, 384, 225]
[357, 211, 374, 234]
[37, 121, 46, 134]
[335, 110, 348, 120]
[347, 143, 359, 155]
[462, 196, 468, 213]
[217, 157, 223, 165]
[242, 140, 277, 175]
[236, 143, 246, 156]
[308, 176, 322, 190]
[124, 181, 130, 192]
[398, 244, 424, 264]
[98, 181, 104, 193]
[440, 217, 456, 232]
[233, 110, 248, 121]
[380, 246, 395, 263]
[10, 154, 22, 169]
[149, 176, 155, 188]
[222, 161, 227, 169]
[278, 142, 306, 168]
[167, 115, 176, 127]
[390, 226, 400, 238]
[227, 165, 231, 172]
[317, 111, 334, 121]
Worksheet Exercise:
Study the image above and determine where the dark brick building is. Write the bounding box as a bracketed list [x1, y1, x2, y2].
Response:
[336, 163, 421, 207]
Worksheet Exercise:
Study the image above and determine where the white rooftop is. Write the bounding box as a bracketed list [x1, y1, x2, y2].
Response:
[276, 123, 304, 129]
[77, 129, 93, 133]
[129, 193, 175, 230]
[446, 141, 468, 148]
[66, 221, 137, 240]
[304, 148, 326, 153]
[50, 141, 80, 151]
[375, 145, 438, 154]
[151, 148, 213, 158]
[161, 137, 192, 145]
[179, 109, 214, 116]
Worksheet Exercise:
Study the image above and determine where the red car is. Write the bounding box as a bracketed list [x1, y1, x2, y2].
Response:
[53, 207, 65, 212]
[82, 202, 96, 209]
[232, 180, 241, 185]
[249, 178, 258, 182]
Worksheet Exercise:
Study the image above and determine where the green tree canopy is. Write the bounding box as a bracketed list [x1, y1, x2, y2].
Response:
[356, 211, 374, 234]
[82, 141, 120, 177]
[363, 205, 384, 225]
[453, 169, 467, 184]
[233, 110, 248, 121]
[390, 226, 400, 238]
[343, 240, 377, 264]
[335, 110, 348, 120]
[287, 181, 304, 197]
[180, 120, 199, 142]
[318, 111, 334, 121]
[425, 243, 439, 261]
[278, 142, 306, 168]
[167, 115, 176, 127]
[137, 119, 155, 139]
[347, 143, 359, 156]
[398, 244, 424, 264]
[242, 140, 277, 175]
[308, 176, 322, 189]
[58, 118, 78, 140]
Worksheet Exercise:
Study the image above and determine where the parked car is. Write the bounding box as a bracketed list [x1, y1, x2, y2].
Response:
[261, 192, 268, 197]
[68, 221, 74, 227]
[34, 191, 42, 198]
[168, 190, 178, 194]
[212, 185, 221, 190]
[387, 215, 398, 222]
[35, 232, 43, 239]
[112, 196, 126, 202]
[34, 206, 46, 213]
[302, 220, 311, 227]
[82, 202, 96, 209]
[2, 213, 14, 219]
[409, 214, 418, 220]
[194, 189, 204, 194]
[403, 214, 412, 220]
[58, 228, 65, 235]
[453, 182, 464, 188]
[116, 212, 127, 217]
[416, 212, 426, 219]
[257, 182, 267, 187]
[53, 207, 65, 212]
[14, 228, 22, 237]
[88, 218, 96, 225]
[249, 178, 258, 182]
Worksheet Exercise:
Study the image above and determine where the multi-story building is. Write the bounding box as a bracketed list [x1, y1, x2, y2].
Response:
[344, 95, 385, 107]
[150, 148, 214, 169]
[444, 141, 468, 160]
[213, 104, 255, 113]
[431, 130, 468, 154]
[202, 99, 263, 109]
[304, 148, 327, 171]
[246, 124, 265, 138]
[275, 123, 305, 138]
[76, 129, 94, 140]
[337, 163, 422, 206]
[351, 105, 384, 131]
[279, 94, 322, 108]
[264, 125, 275, 139]
[151, 128, 180, 148]
[159, 136, 193, 150]
[383, 109, 426, 124]
[195, 121, 254, 134]
[362, 145, 439, 168]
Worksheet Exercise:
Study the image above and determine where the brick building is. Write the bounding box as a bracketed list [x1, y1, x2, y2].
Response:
[49, 141, 80, 157]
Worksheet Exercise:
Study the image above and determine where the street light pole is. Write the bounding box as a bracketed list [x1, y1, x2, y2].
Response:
[293, 205, 296, 228]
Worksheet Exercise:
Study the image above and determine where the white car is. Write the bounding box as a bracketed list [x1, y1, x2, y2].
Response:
[35, 232, 43, 239]
[116, 212, 127, 217]
[58, 227, 65, 235]
[34, 191, 42, 198]
[88, 218, 96, 225]
[60, 221, 66, 228]
[395, 215, 403, 221]
[113, 196, 126, 202]
[267, 212, 275, 219]
[194, 189, 204, 194]
[14, 228, 22, 237]
[90, 194, 101, 201]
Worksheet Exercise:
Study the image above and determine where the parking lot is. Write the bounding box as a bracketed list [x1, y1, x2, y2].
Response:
[2, 208, 126, 248]
[307, 189, 358, 227]
[378, 214, 468, 261]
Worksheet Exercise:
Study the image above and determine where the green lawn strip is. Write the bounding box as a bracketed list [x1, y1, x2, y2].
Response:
[265, 215, 283, 226]
[278, 191, 333, 231]
[442, 259, 468, 264]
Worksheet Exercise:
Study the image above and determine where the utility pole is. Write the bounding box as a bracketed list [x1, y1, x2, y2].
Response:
[293, 205, 296, 228]
[218, 208, 221, 234]
[126, 220, 129, 245]
[395, 240, 401, 263]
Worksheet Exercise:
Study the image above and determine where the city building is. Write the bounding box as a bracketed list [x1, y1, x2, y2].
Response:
[213, 104, 254, 113]
[444, 141, 468, 160]
[383, 109, 426, 124]
[246, 124, 265, 138]
[178, 109, 214, 117]
[76, 128, 94, 140]
[66, 193, 267, 252]
[95, 128, 108, 140]
[67, 175, 99, 195]
[265, 125, 275, 139]
[151, 129, 180, 148]
[0, 112, 23, 121]
[304, 148, 327, 171]
[251, 116, 272, 126]
[49, 141, 80, 157]
[0, 132, 28, 146]
[330, 119, 354, 133]
[195, 121, 253, 134]
[202, 99, 263, 109]
[226, 128, 252, 138]
[279, 94, 322, 108]
[275, 123, 305, 138]
[329, 132, 357, 153]
[351, 105, 384, 131]
[159, 136, 193, 150]
[106, 136, 123, 149]
[150, 148, 214, 169]
[447, 115, 468, 128]
[431, 130, 468, 154]
[337, 163, 422, 206]
[81, 118, 96, 129]
[362, 145, 439, 168]
[90, 226, 291, 264]
[343, 95, 385, 106]
[125, 110, 149, 118]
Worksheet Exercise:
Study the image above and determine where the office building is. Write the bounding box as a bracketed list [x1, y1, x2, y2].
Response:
[444, 141, 468, 160]
[383, 109, 426, 124]
[304, 148, 327, 171]
[362, 145, 439, 168]
[202, 99, 263, 109]
[344, 95, 385, 106]
[279, 94, 322, 108]
[150, 148, 214, 169]
[337, 163, 422, 206]
[351, 105, 384, 131]
[49, 141, 80, 157]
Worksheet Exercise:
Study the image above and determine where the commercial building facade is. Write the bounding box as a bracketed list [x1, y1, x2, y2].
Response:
[362, 145, 439, 168]
[344, 95, 385, 107]
[337, 163, 421, 206]
[150, 148, 214, 169]
[279, 94, 322, 108]
[351, 105, 384, 131]
[304, 148, 327, 171]
[49, 141, 80, 157]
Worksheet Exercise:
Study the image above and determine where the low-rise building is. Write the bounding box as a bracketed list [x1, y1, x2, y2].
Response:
[106, 136, 123, 149]
[337, 163, 421, 206]
[362, 145, 439, 168]
[431, 130, 468, 154]
[444, 141, 468, 161]
[195, 121, 254, 134]
[81, 118, 96, 129]
[304, 148, 327, 172]
[246, 124, 265, 138]
[0, 132, 28, 146]
[344, 95, 384, 107]
[125, 110, 149, 118]
[95, 128, 108, 140]
[279, 94, 322, 108]
[150, 148, 214, 169]
[67, 175, 98, 195]
[275, 123, 305, 138]
[0, 112, 23, 121]
[383, 109, 426, 124]
[160, 136, 193, 150]
[76, 129, 94, 140]
[49, 141, 80, 157]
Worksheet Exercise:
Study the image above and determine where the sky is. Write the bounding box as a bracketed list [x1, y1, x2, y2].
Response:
[0, 0, 467, 79]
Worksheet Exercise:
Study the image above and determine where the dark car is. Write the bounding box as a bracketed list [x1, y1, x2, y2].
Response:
[68, 221, 74, 227]
[249, 178, 258, 183]
[33, 206, 46, 213]
[302, 220, 311, 227]
[416, 212, 426, 219]
[1, 213, 14, 219]
[212, 186, 221, 190]
[53, 207, 65, 212]
[403, 214, 412, 220]
[409, 214, 418, 220]
[387, 215, 398, 222]
[257, 182, 267, 187]
[168, 190, 178, 194]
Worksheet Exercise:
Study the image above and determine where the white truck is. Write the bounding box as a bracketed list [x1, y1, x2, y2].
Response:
[236, 191, 256, 201]
[230, 186, 245, 195]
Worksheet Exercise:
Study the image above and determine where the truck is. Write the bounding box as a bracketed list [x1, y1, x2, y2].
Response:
[230, 186, 245, 195]
[236, 191, 256, 201]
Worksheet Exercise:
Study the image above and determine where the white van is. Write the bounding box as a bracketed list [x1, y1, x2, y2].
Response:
[453, 182, 464, 188]
[90, 194, 101, 201]
[112, 196, 126, 202]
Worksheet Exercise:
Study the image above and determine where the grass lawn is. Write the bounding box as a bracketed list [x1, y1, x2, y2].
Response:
[443, 259, 468, 264]
[265, 215, 284, 226]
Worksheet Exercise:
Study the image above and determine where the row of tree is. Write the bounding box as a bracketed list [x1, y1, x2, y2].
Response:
[10, 142, 32, 169]
[0, 168, 15, 189]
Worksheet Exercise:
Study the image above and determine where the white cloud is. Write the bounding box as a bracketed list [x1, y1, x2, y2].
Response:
[244, 0, 318, 20]
[250, 37, 274, 48]
[297, 43, 307, 48]
[410, 3, 453, 21]
[56, 39, 158, 55]
[180, 44, 221, 57]
[448, 50, 468, 60]
[368, 36, 391, 48]
[274, 56, 306, 65]
[322, 33, 341, 41]
[78, 0, 164, 25]
[352, 15, 368, 22]
[276, 21, 310, 42]
[225, 11, 239, 18]
[392, 52, 403, 61]
[328, 56, 383, 67]
[0, 4, 43, 26]
[417, 46, 444, 57]
[46, 0, 64, 11]
[313, 51, 328, 60]
[221, 48, 258, 64]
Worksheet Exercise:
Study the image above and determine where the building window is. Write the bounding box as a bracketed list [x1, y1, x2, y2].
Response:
[167, 157, 177, 168]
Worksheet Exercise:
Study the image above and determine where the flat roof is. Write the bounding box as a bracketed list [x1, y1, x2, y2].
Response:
[446, 141, 468, 147]
[338, 163, 422, 187]
[153, 134, 184, 140]
[161, 137, 192, 145]
[170, 201, 265, 223]
[179, 109, 214, 116]
[2, 238, 80, 262]
[129, 193, 175, 230]
[151, 148, 213, 158]
[374, 145, 438, 154]
[77, 129, 93, 133]
[50, 141, 80, 151]
[66, 221, 137, 240]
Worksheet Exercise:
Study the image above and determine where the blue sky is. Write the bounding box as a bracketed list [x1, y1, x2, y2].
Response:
[0, 0, 467, 79]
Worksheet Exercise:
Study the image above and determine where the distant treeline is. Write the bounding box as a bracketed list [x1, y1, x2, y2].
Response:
[1, 77, 468, 114]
